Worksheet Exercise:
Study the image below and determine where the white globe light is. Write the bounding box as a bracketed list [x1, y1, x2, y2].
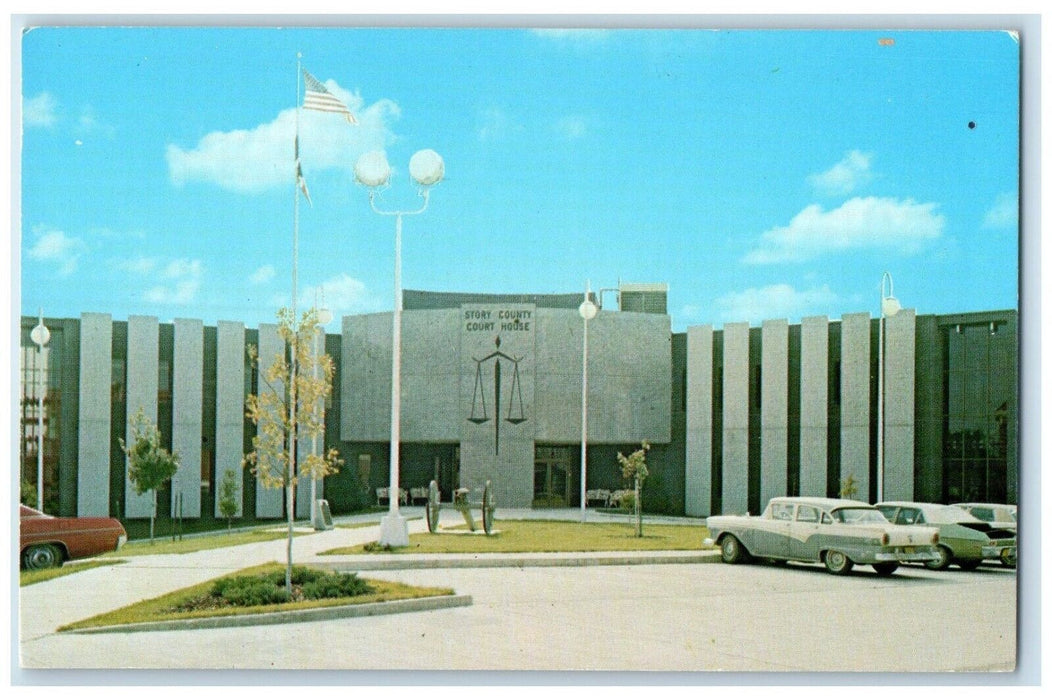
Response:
[409, 149, 444, 187]
[354, 151, 391, 188]
[31, 323, 50, 347]
[317, 307, 334, 325]
[882, 296, 901, 317]
[579, 299, 598, 321]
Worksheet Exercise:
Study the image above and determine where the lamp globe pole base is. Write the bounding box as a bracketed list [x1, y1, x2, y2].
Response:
[379, 513, 410, 547]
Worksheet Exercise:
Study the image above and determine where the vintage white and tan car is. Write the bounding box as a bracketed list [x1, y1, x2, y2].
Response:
[704, 497, 941, 575]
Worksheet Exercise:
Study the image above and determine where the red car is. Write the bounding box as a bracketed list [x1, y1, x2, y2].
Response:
[19, 505, 127, 570]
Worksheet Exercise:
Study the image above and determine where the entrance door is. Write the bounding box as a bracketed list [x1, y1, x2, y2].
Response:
[534, 446, 572, 508]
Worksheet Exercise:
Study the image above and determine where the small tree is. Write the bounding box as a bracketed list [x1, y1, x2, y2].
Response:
[120, 409, 180, 543]
[244, 307, 342, 592]
[616, 441, 650, 537]
[840, 474, 859, 499]
[218, 469, 241, 531]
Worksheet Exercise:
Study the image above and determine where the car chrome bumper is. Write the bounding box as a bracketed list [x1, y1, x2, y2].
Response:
[982, 544, 1015, 559]
[875, 547, 938, 562]
[702, 538, 716, 548]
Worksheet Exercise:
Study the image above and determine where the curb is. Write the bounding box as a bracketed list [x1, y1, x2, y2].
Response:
[64, 593, 473, 635]
[317, 551, 720, 571]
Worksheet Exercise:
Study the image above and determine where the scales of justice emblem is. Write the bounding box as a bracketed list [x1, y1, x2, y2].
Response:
[468, 336, 527, 455]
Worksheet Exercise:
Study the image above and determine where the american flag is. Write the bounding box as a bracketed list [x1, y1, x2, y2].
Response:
[302, 71, 357, 124]
[295, 135, 312, 206]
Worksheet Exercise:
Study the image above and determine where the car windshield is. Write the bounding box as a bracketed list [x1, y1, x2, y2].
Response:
[832, 507, 888, 524]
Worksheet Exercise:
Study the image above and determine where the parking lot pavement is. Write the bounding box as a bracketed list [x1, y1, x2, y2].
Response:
[18, 513, 1017, 674]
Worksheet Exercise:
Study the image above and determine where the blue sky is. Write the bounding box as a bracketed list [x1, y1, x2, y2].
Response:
[17, 26, 1020, 332]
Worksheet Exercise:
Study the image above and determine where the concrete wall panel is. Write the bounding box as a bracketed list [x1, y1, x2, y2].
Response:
[215, 321, 245, 518]
[77, 313, 112, 516]
[722, 322, 750, 514]
[172, 319, 203, 517]
[685, 325, 713, 516]
[125, 316, 159, 518]
[840, 312, 871, 499]
[883, 309, 916, 501]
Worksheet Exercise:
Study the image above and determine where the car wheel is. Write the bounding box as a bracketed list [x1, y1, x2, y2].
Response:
[823, 550, 854, 575]
[1000, 552, 1017, 568]
[956, 559, 982, 571]
[21, 544, 63, 570]
[872, 562, 899, 576]
[924, 545, 952, 571]
[720, 535, 749, 564]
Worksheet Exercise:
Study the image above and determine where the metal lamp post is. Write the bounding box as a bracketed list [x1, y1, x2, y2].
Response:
[355, 148, 444, 547]
[578, 283, 597, 521]
[876, 272, 901, 503]
[30, 310, 50, 512]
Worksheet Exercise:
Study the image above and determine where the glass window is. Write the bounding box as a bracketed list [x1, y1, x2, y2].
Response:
[941, 320, 1015, 504]
[796, 506, 819, 523]
[896, 508, 920, 525]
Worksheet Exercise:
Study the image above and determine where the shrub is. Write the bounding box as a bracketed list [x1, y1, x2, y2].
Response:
[211, 575, 290, 607]
[302, 572, 373, 599]
[619, 491, 635, 510]
[205, 566, 372, 607]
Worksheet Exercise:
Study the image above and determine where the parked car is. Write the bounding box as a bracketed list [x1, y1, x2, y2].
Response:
[19, 505, 127, 570]
[952, 503, 1017, 534]
[875, 501, 1016, 570]
[704, 497, 940, 576]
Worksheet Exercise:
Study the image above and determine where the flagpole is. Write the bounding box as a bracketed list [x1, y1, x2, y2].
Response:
[286, 53, 302, 577]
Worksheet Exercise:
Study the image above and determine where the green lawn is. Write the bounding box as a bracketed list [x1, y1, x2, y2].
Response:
[20, 560, 124, 587]
[322, 520, 710, 555]
[58, 562, 455, 632]
[101, 528, 315, 558]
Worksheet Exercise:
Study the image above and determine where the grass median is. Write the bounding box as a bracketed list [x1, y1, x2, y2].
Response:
[58, 562, 455, 632]
[323, 519, 710, 555]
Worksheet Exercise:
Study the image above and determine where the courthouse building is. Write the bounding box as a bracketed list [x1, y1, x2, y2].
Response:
[18, 283, 1018, 523]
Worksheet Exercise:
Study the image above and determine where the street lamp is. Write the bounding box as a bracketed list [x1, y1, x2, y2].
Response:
[30, 309, 50, 512]
[578, 283, 598, 521]
[877, 272, 901, 503]
[310, 303, 333, 529]
[356, 148, 444, 547]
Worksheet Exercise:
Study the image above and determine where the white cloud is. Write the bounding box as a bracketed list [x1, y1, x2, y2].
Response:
[144, 259, 203, 305]
[298, 273, 382, 323]
[743, 196, 945, 265]
[166, 82, 398, 193]
[554, 115, 588, 140]
[23, 92, 58, 128]
[249, 265, 276, 285]
[715, 284, 839, 325]
[807, 150, 874, 196]
[26, 227, 85, 275]
[982, 192, 1018, 229]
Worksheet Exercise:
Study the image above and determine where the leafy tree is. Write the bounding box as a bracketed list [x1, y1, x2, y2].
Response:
[244, 307, 342, 592]
[120, 409, 180, 543]
[218, 469, 241, 531]
[21, 480, 37, 508]
[616, 441, 651, 537]
[840, 474, 859, 499]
